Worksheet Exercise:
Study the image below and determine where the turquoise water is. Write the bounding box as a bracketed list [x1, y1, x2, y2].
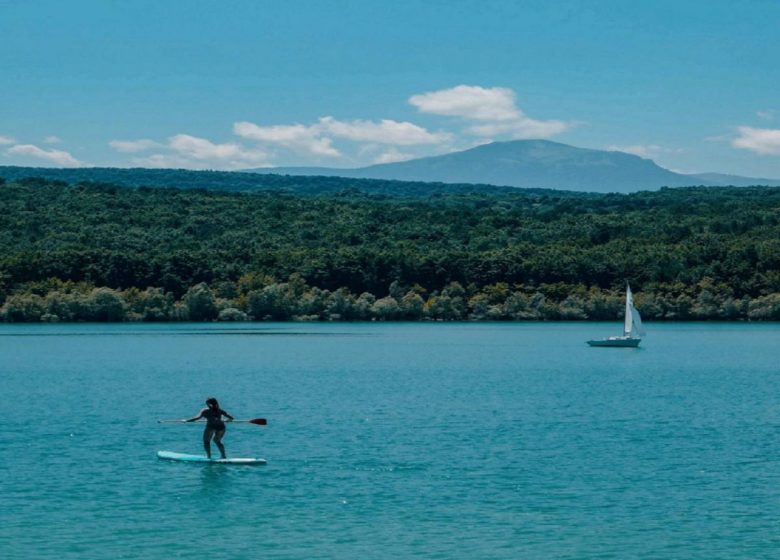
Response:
[2, 322, 780, 559]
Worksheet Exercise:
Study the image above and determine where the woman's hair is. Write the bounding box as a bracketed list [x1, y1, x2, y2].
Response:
[206, 397, 219, 410]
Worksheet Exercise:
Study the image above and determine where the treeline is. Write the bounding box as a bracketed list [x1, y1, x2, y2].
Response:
[0, 165, 561, 198]
[5, 277, 780, 323]
[1, 177, 780, 322]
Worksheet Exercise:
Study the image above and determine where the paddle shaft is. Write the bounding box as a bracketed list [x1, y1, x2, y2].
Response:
[158, 418, 267, 425]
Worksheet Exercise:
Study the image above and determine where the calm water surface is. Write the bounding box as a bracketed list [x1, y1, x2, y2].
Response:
[2, 322, 780, 559]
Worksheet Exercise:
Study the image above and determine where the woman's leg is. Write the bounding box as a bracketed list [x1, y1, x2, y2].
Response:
[203, 428, 215, 458]
[214, 429, 227, 459]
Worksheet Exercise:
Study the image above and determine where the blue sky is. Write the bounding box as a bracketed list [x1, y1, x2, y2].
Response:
[1, 0, 779, 176]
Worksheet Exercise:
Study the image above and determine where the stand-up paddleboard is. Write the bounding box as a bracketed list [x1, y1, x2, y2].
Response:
[157, 451, 266, 465]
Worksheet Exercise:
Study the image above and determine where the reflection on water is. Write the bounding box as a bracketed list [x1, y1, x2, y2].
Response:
[199, 464, 239, 494]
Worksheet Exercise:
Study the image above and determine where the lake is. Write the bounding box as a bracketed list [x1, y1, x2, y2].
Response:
[2, 322, 779, 559]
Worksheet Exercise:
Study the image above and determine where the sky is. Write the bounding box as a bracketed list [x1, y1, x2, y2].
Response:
[1, 0, 779, 177]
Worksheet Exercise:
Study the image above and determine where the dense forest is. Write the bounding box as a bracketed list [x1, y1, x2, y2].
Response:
[0, 165, 567, 198]
[1, 174, 780, 322]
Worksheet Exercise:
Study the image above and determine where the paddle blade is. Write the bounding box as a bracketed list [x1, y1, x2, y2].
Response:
[249, 418, 267, 425]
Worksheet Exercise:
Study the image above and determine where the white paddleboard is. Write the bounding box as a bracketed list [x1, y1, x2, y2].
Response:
[157, 450, 266, 465]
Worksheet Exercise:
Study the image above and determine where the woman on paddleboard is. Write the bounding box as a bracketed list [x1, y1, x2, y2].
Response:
[184, 397, 234, 459]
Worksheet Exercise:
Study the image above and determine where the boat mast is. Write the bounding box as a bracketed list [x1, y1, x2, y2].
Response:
[623, 283, 633, 336]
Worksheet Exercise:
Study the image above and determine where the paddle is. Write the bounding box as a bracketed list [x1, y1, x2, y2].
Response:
[158, 418, 267, 425]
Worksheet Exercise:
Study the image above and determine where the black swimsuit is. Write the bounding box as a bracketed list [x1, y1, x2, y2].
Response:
[203, 407, 226, 431]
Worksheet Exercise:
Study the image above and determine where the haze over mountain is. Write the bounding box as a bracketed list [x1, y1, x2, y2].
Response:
[3, 140, 779, 196]
[248, 140, 780, 193]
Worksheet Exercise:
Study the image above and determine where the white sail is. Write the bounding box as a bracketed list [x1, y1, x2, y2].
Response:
[623, 284, 633, 336]
[623, 284, 645, 338]
[630, 306, 646, 337]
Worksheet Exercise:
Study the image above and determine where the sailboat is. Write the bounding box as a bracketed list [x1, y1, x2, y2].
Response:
[587, 284, 646, 347]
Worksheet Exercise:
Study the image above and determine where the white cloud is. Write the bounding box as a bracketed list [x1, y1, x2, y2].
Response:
[0, 135, 17, 145]
[7, 144, 85, 167]
[134, 134, 271, 169]
[124, 134, 271, 169]
[372, 148, 415, 164]
[606, 144, 682, 159]
[732, 126, 780, 155]
[318, 116, 450, 145]
[168, 134, 256, 161]
[233, 121, 339, 157]
[409, 84, 570, 140]
[410, 85, 521, 121]
[43, 135, 62, 144]
[233, 117, 449, 162]
[757, 110, 775, 121]
[109, 139, 162, 153]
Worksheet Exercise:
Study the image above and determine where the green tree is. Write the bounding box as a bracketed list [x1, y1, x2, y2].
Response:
[182, 283, 218, 321]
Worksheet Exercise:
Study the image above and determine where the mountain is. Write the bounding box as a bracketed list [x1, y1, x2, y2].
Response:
[248, 140, 780, 193]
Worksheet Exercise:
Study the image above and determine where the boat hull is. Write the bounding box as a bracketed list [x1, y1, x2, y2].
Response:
[587, 337, 641, 347]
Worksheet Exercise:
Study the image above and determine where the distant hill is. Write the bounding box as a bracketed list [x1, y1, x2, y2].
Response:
[248, 140, 780, 193]
[0, 165, 585, 198]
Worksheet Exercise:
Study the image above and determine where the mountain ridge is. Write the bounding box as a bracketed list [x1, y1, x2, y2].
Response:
[2, 140, 779, 195]
[247, 140, 780, 193]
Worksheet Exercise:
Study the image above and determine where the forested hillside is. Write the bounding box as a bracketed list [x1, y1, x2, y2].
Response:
[1, 176, 780, 322]
[0, 165, 563, 198]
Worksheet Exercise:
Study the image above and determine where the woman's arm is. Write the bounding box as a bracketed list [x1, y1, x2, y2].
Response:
[183, 408, 207, 422]
[222, 410, 234, 421]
